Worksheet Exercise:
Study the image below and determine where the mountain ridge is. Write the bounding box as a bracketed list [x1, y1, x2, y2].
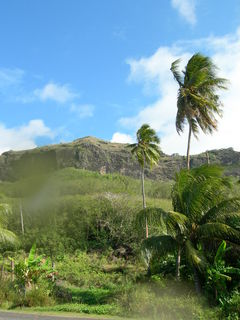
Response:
[0, 136, 239, 181]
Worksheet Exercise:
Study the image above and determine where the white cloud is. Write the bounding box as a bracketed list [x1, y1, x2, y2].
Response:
[0, 120, 53, 154]
[120, 27, 240, 155]
[0, 68, 24, 88]
[111, 132, 134, 144]
[34, 82, 77, 103]
[70, 103, 94, 118]
[171, 0, 197, 25]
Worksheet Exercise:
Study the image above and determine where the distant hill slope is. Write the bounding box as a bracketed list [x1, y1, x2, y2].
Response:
[0, 136, 239, 181]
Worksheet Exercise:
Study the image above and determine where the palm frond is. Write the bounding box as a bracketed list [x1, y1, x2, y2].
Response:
[185, 240, 207, 271]
[0, 228, 17, 245]
[143, 235, 177, 256]
[136, 207, 167, 232]
[128, 123, 161, 169]
[214, 240, 226, 264]
[172, 52, 228, 141]
[172, 165, 231, 223]
[0, 204, 12, 224]
[170, 58, 183, 86]
[200, 198, 240, 224]
[166, 211, 189, 234]
[197, 222, 240, 245]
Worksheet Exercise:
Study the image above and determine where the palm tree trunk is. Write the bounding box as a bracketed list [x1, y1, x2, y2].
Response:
[141, 166, 148, 238]
[193, 266, 201, 294]
[176, 245, 181, 280]
[186, 124, 192, 170]
[20, 200, 24, 235]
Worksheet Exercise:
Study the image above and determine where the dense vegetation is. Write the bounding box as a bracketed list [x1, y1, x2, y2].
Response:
[0, 53, 239, 320]
[0, 166, 238, 319]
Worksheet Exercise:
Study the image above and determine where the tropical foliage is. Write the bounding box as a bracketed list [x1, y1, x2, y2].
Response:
[139, 165, 240, 292]
[170, 53, 228, 169]
[0, 204, 17, 245]
[0, 52, 238, 319]
[206, 240, 240, 302]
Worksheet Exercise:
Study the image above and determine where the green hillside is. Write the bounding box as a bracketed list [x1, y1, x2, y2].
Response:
[0, 156, 239, 319]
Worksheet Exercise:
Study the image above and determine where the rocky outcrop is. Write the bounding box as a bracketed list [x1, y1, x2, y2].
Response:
[0, 136, 239, 181]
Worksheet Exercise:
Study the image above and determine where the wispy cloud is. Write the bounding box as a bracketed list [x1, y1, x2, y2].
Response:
[0, 68, 24, 88]
[171, 0, 197, 25]
[119, 27, 240, 155]
[70, 103, 95, 118]
[0, 120, 53, 154]
[34, 82, 77, 104]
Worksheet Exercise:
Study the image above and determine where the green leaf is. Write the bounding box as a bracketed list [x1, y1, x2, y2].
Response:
[143, 235, 177, 256]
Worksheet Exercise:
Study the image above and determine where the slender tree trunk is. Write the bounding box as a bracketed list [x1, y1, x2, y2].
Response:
[141, 166, 148, 238]
[206, 151, 210, 165]
[193, 266, 201, 294]
[215, 287, 218, 301]
[176, 245, 181, 280]
[1, 257, 4, 279]
[11, 259, 14, 281]
[52, 261, 55, 282]
[186, 124, 192, 170]
[141, 166, 146, 209]
[20, 200, 24, 235]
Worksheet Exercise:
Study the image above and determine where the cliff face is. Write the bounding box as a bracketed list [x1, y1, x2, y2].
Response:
[0, 136, 239, 181]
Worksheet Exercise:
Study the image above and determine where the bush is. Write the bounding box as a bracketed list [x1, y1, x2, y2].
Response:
[119, 281, 219, 320]
[24, 286, 55, 307]
[33, 303, 121, 315]
[0, 279, 54, 309]
[56, 252, 128, 289]
[0, 280, 19, 309]
[219, 291, 240, 319]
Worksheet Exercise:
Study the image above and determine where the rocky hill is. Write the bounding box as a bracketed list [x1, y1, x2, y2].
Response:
[0, 136, 239, 181]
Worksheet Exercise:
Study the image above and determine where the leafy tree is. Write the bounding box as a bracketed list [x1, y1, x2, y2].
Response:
[170, 53, 228, 169]
[129, 124, 161, 238]
[138, 166, 240, 292]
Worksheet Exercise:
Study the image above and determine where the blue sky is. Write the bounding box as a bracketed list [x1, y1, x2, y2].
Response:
[0, 0, 240, 154]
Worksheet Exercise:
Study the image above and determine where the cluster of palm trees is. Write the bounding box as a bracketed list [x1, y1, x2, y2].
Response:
[130, 53, 240, 291]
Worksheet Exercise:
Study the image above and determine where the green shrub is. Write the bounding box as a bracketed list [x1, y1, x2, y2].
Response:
[54, 285, 116, 305]
[0, 280, 19, 308]
[118, 281, 219, 320]
[219, 291, 240, 319]
[33, 303, 121, 315]
[56, 252, 128, 289]
[24, 286, 55, 307]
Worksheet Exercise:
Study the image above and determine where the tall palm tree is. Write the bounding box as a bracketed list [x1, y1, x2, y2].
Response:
[170, 53, 228, 169]
[129, 124, 161, 238]
[0, 204, 17, 244]
[138, 165, 240, 291]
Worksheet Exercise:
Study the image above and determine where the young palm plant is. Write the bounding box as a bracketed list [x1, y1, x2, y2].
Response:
[129, 124, 161, 238]
[170, 53, 228, 169]
[0, 204, 17, 244]
[137, 165, 240, 292]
